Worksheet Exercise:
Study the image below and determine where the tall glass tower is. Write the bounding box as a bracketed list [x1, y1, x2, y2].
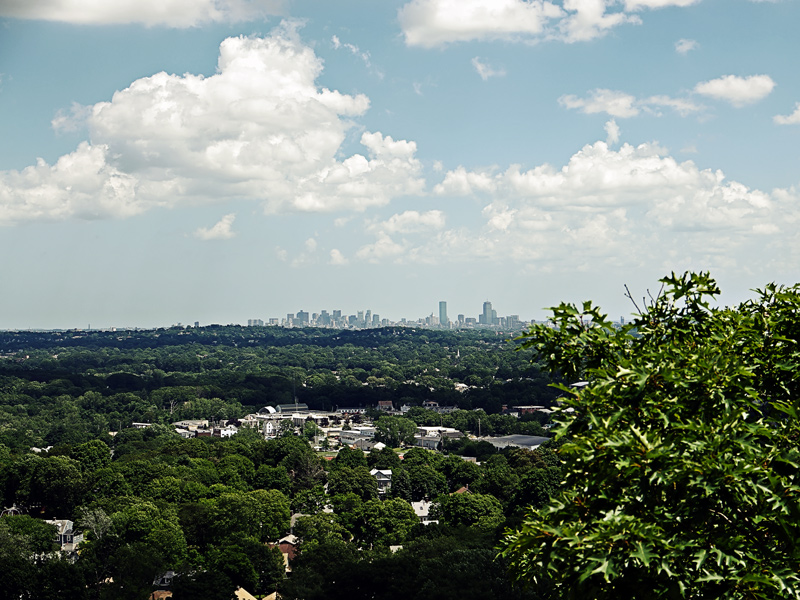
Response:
[483, 301, 493, 326]
[439, 301, 448, 327]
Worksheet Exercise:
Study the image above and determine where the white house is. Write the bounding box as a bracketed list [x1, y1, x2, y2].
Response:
[410, 499, 438, 525]
[370, 469, 392, 494]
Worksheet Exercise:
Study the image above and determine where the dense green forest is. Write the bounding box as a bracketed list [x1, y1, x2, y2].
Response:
[0, 326, 558, 450]
[0, 432, 562, 599]
[0, 326, 560, 599]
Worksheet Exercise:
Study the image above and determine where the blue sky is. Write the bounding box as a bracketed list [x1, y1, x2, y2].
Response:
[1, 0, 799, 328]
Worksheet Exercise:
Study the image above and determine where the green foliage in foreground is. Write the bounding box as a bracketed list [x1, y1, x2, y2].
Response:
[501, 272, 800, 599]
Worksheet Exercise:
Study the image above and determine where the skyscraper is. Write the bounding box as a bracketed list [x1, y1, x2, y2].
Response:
[482, 301, 493, 326]
[439, 301, 448, 328]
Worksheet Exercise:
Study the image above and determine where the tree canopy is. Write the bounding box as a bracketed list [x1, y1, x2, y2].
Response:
[0, 323, 563, 599]
[502, 272, 800, 599]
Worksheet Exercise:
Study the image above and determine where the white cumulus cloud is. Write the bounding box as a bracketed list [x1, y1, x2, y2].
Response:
[0, 142, 143, 224]
[423, 140, 800, 272]
[51, 102, 93, 133]
[605, 119, 620, 144]
[694, 74, 776, 106]
[559, 89, 640, 118]
[356, 210, 446, 264]
[194, 213, 237, 240]
[675, 38, 698, 54]
[0, 22, 425, 224]
[355, 233, 408, 263]
[398, 0, 702, 47]
[558, 0, 639, 43]
[0, 0, 284, 27]
[398, 0, 635, 46]
[330, 249, 349, 265]
[774, 103, 800, 125]
[398, 0, 564, 47]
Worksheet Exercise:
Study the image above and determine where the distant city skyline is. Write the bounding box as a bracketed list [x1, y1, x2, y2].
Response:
[2, 298, 533, 332]
[263, 298, 524, 330]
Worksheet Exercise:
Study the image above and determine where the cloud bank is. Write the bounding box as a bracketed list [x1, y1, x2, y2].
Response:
[559, 88, 702, 118]
[352, 140, 800, 273]
[398, 0, 702, 46]
[0, 0, 285, 26]
[0, 22, 424, 224]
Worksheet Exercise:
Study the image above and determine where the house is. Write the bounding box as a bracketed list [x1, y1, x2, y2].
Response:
[152, 571, 176, 588]
[240, 411, 296, 439]
[45, 519, 84, 553]
[352, 439, 386, 452]
[213, 424, 238, 438]
[270, 534, 299, 572]
[263, 420, 278, 438]
[411, 499, 438, 525]
[370, 469, 392, 494]
[421, 401, 458, 414]
[377, 400, 393, 411]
